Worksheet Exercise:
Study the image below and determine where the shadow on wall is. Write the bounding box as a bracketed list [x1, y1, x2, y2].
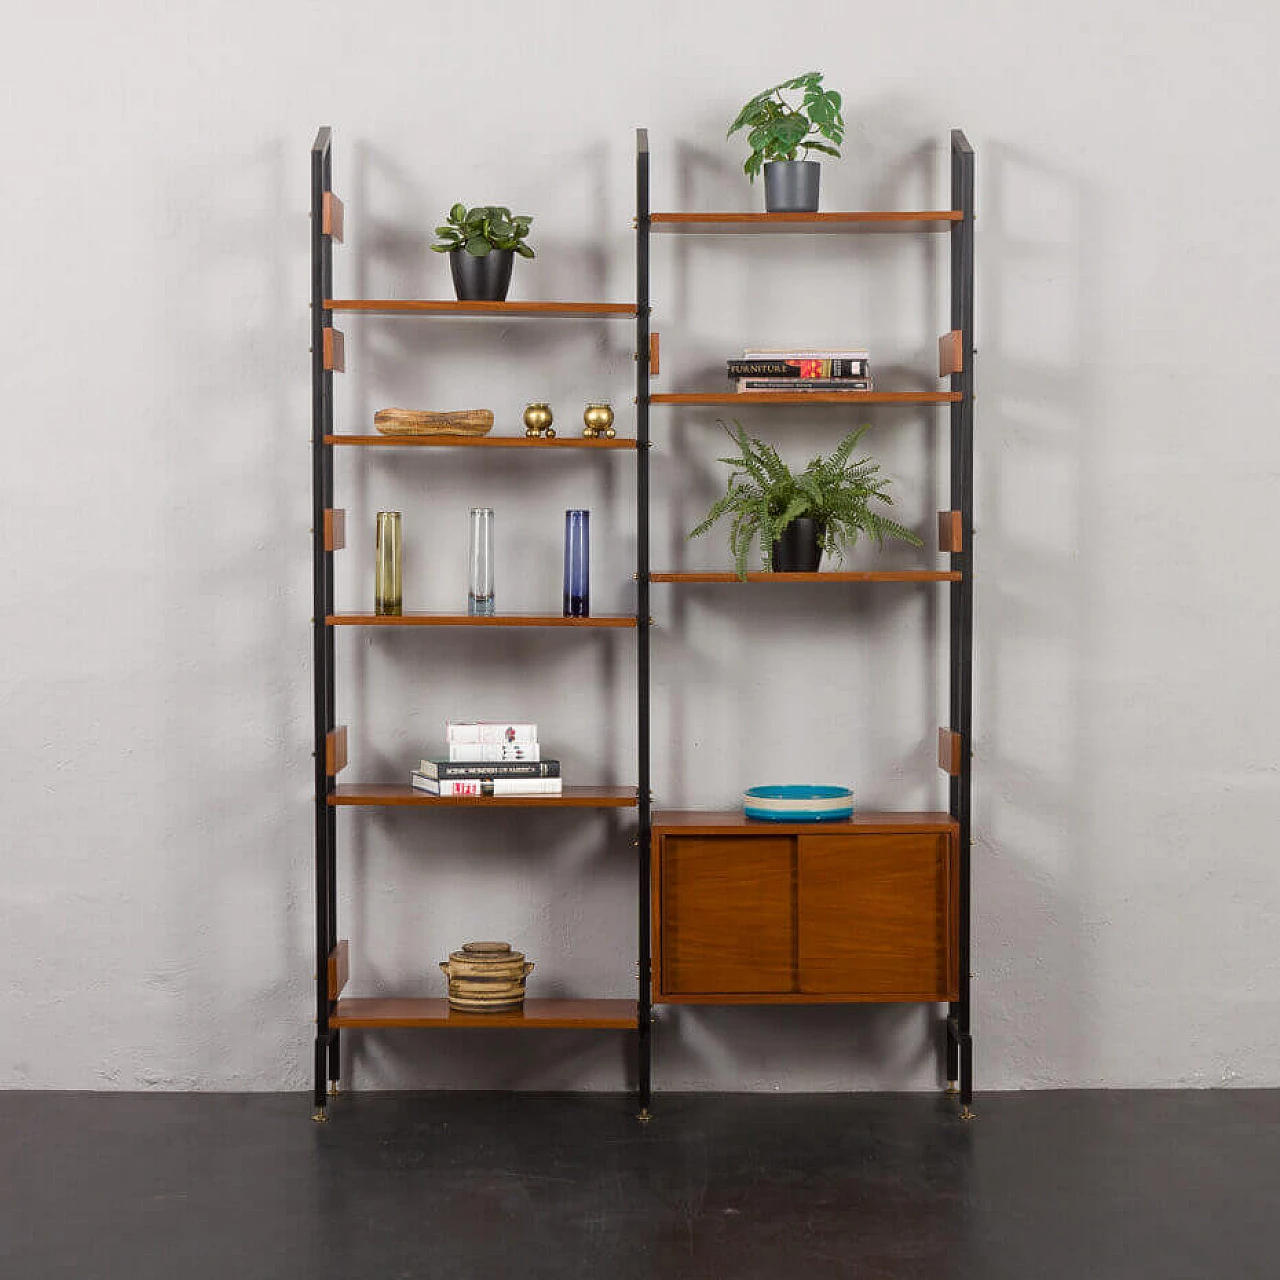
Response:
[975, 140, 1099, 1086]
[155, 135, 313, 1087]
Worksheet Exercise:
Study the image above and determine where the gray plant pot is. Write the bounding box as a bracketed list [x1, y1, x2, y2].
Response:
[449, 248, 514, 302]
[763, 160, 821, 213]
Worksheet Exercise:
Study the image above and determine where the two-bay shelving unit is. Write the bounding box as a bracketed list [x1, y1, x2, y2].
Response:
[309, 126, 975, 1121]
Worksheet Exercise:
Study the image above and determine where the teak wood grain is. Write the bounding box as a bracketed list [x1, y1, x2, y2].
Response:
[322, 327, 345, 372]
[325, 726, 348, 776]
[649, 332, 660, 375]
[650, 211, 962, 233]
[937, 728, 963, 776]
[797, 834, 956, 999]
[326, 612, 637, 628]
[651, 822, 960, 1003]
[658, 836, 794, 996]
[938, 329, 963, 377]
[329, 784, 638, 808]
[325, 434, 636, 450]
[649, 571, 961, 584]
[937, 511, 963, 553]
[329, 997, 637, 1029]
[652, 392, 961, 406]
[323, 508, 346, 552]
[327, 940, 349, 1001]
[321, 192, 344, 243]
[325, 300, 635, 318]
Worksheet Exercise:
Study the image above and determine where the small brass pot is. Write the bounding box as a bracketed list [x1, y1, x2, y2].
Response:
[582, 402, 615, 439]
[523, 403, 554, 438]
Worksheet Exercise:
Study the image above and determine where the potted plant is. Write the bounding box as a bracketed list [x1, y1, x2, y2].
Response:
[431, 204, 535, 301]
[689, 421, 921, 578]
[726, 71, 844, 213]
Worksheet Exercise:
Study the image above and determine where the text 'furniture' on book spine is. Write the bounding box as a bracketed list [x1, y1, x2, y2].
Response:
[445, 721, 538, 745]
[727, 358, 869, 379]
[411, 774, 563, 796]
[419, 758, 561, 780]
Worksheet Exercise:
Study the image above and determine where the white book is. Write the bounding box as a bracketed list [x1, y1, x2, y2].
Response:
[447, 742, 541, 761]
[743, 347, 870, 359]
[445, 721, 538, 745]
[411, 773, 562, 797]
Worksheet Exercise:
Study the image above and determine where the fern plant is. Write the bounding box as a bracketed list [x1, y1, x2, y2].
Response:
[688, 421, 921, 579]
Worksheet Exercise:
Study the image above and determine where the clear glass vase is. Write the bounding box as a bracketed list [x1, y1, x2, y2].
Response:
[563, 509, 590, 617]
[468, 507, 495, 616]
[374, 511, 402, 616]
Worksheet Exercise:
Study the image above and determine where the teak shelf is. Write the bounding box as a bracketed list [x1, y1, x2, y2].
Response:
[325, 299, 635, 317]
[649, 211, 961, 233]
[325, 434, 637, 449]
[309, 126, 976, 1120]
[649, 571, 961, 584]
[330, 998, 638, 1029]
[325, 612, 637, 628]
[651, 392, 961, 406]
[329, 785, 638, 808]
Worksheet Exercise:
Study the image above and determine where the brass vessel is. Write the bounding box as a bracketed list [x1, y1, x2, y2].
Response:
[523, 402, 555, 438]
[582, 402, 615, 439]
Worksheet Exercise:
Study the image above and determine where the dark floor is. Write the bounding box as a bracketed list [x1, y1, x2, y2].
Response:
[1, 1089, 1277, 1279]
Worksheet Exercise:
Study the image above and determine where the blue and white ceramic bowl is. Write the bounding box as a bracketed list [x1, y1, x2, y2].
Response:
[742, 785, 854, 822]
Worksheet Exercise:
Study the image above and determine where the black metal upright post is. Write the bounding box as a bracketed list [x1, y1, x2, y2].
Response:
[946, 130, 976, 1116]
[310, 127, 337, 1120]
[634, 128, 653, 1119]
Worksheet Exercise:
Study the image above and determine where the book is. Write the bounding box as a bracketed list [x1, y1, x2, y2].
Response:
[727, 358, 869, 379]
[744, 347, 870, 359]
[447, 741, 540, 762]
[419, 758, 561, 780]
[411, 773, 563, 797]
[737, 378, 873, 392]
[445, 721, 537, 745]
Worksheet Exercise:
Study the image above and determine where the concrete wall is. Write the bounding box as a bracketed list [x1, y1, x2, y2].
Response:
[2, 0, 1277, 1090]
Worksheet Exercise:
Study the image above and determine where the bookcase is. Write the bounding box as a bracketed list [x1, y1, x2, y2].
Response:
[308, 127, 974, 1119]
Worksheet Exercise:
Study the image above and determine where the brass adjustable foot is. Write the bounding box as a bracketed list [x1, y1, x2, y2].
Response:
[945, 1081, 960, 1096]
[311, 1108, 329, 1123]
[328, 1083, 340, 1097]
[960, 1105, 976, 1122]
[637, 1108, 652, 1124]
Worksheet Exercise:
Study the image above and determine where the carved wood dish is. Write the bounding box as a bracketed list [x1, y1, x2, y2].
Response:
[374, 408, 494, 436]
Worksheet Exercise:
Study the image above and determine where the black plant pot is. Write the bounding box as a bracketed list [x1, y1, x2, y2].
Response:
[763, 160, 821, 213]
[449, 248, 514, 302]
[771, 518, 824, 572]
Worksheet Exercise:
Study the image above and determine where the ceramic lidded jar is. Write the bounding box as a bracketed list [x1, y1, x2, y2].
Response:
[439, 941, 534, 1012]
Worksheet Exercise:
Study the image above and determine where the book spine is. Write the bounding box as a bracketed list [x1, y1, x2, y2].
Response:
[447, 742, 541, 762]
[727, 358, 869, 378]
[412, 774, 563, 796]
[743, 349, 870, 360]
[445, 721, 538, 745]
[420, 759, 561, 779]
[737, 378, 873, 392]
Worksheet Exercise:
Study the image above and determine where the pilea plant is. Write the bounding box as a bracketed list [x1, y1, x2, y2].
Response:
[431, 204, 535, 258]
[689, 421, 920, 579]
[726, 71, 845, 181]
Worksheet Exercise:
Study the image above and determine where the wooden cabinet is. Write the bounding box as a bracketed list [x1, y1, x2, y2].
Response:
[652, 814, 959, 1003]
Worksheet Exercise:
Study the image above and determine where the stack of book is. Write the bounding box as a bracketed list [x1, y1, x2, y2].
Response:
[727, 348, 872, 393]
[411, 721, 562, 796]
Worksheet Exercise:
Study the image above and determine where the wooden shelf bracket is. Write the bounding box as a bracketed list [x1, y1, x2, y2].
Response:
[322, 327, 345, 372]
[939, 329, 963, 377]
[327, 940, 350, 1001]
[325, 725, 348, 776]
[937, 729, 963, 776]
[937, 511, 963, 554]
[323, 508, 346, 551]
[322, 192, 345, 243]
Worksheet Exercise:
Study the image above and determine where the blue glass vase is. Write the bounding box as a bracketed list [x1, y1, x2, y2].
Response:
[563, 510, 589, 617]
